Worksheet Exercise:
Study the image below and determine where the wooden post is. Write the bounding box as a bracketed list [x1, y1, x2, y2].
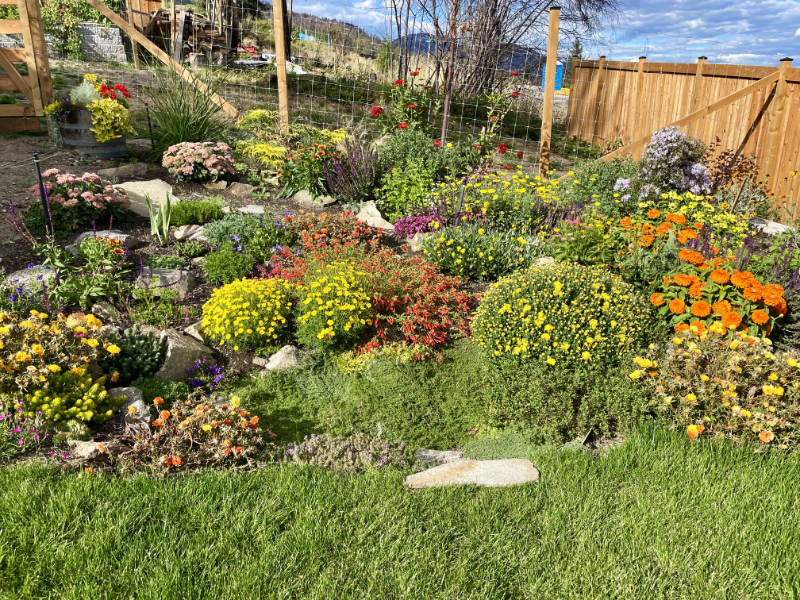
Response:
[439, 0, 460, 143]
[763, 57, 792, 201]
[125, 0, 140, 69]
[633, 56, 646, 143]
[588, 55, 607, 147]
[538, 6, 560, 176]
[272, 0, 290, 133]
[687, 56, 706, 138]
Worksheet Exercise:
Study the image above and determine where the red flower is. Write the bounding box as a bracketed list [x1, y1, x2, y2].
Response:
[99, 84, 109, 96]
[433, 140, 442, 147]
[511, 70, 519, 76]
[473, 144, 482, 150]
[510, 90, 520, 98]
[394, 78, 405, 86]
[409, 70, 419, 76]
[407, 104, 418, 109]
[516, 150, 524, 159]
[497, 143, 508, 154]
[370, 106, 383, 117]
[503, 164, 514, 169]
[397, 122, 408, 130]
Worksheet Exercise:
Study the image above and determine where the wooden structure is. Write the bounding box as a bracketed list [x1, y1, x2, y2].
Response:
[538, 6, 559, 176]
[0, 0, 53, 132]
[566, 57, 800, 218]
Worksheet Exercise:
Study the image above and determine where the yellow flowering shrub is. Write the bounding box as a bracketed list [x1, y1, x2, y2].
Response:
[0, 310, 117, 399]
[296, 261, 374, 350]
[25, 370, 121, 424]
[201, 278, 295, 351]
[473, 262, 649, 366]
[632, 332, 800, 450]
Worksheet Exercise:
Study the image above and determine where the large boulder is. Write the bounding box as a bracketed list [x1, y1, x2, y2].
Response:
[135, 268, 195, 300]
[356, 201, 393, 231]
[117, 179, 176, 217]
[405, 459, 540, 489]
[154, 329, 216, 381]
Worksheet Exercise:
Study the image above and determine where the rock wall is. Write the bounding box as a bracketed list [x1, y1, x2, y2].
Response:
[0, 23, 127, 63]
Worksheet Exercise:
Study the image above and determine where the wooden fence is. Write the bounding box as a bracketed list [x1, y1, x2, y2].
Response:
[0, 0, 52, 132]
[566, 57, 800, 220]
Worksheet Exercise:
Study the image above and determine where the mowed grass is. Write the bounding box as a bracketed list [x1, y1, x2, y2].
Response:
[1, 425, 799, 599]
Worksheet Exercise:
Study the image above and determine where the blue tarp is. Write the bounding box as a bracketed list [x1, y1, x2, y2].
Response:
[540, 63, 563, 91]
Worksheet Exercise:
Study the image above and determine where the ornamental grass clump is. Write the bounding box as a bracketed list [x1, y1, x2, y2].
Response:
[631, 331, 800, 450]
[652, 251, 787, 337]
[473, 262, 649, 366]
[296, 261, 374, 350]
[162, 141, 237, 183]
[201, 278, 295, 351]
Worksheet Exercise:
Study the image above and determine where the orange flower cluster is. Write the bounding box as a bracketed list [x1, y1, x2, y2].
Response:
[653, 253, 787, 337]
[620, 209, 706, 250]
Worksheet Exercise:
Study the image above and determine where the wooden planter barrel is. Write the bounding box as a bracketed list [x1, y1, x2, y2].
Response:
[58, 109, 127, 159]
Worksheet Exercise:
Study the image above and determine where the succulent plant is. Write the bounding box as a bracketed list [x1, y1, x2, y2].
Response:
[100, 326, 166, 385]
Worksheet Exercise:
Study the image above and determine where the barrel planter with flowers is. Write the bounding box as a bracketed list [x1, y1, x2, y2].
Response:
[45, 74, 135, 159]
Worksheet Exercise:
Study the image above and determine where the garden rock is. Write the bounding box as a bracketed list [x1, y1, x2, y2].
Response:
[118, 179, 175, 217]
[109, 386, 150, 434]
[261, 344, 299, 372]
[415, 448, 464, 464]
[292, 190, 336, 207]
[356, 201, 393, 231]
[97, 162, 148, 180]
[155, 329, 216, 381]
[405, 459, 540, 489]
[90, 301, 121, 323]
[66, 229, 142, 256]
[407, 232, 429, 252]
[534, 256, 556, 267]
[238, 204, 266, 215]
[252, 356, 268, 368]
[184, 320, 207, 343]
[173, 224, 207, 242]
[227, 182, 256, 198]
[203, 181, 228, 191]
[756, 220, 793, 235]
[135, 268, 195, 300]
[5, 265, 56, 294]
[66, 440, 104, 462]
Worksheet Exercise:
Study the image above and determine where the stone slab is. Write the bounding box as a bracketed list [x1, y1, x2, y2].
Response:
[405, 459, 540, 489]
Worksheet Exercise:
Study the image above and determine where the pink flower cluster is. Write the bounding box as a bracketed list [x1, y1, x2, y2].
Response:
[161, 141, 237, 183]
[30, 169, 129, 211]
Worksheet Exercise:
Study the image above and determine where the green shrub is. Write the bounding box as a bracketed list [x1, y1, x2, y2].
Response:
[128, 288, 198, 329]
[170, 199, 224, 226]
[473, 262, 650, 367]
[100, 327, 166, 385]
[202, 245, 255, 285]
[246, 220, 296, 264]
[423, 225, 542, 280]
[144, 254, 185, 269]
[201, 278, 295, 351]
[175, 240, 207, 258]
[376, 160, 436, 222]
[560, 157, 638, 218]
[203, 213, 263, 248]
[296, 261, 374, 350]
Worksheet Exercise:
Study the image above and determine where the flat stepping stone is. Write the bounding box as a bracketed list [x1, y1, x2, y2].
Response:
[405, 458, 540, 489]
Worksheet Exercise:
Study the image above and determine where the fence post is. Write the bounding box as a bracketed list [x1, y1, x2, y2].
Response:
[272, 0, 290, 134]
[125, 0, 140, 69]
[633, 56, 646, 143]
[589, 55, 607, 147]
[687, 56, 707, 137]
[763, 57, 792, 210]
[538, 6, 560, 177]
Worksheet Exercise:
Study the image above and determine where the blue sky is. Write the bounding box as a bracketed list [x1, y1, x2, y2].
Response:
[290, 0, 800, 66]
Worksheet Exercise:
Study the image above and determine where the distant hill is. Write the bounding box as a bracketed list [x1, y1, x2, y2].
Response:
[393, 32, 545, 75]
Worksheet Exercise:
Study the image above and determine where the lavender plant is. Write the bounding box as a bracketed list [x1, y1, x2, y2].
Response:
[638, 126, 711, 200]
[323, 140, 382, 206]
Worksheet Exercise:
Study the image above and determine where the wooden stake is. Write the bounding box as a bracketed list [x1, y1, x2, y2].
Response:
[763, 58, 792, 199]
[272, 0, 290, 133]
[126, 0, 140, 69]
[687, 56, 706, 138]
[538, 6, 560, 176]
[84, 0, 241, 118]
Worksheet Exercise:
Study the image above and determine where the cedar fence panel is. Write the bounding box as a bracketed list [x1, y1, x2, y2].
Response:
[566, 58, 800, 220]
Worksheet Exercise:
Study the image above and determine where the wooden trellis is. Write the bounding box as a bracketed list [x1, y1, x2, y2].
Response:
[0, 0, 53, 131]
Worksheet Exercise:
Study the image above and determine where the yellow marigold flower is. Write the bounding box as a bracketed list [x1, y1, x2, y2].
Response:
[47, 364, 61, 373]
[106, 344, 121, 354]
[31, 344, 44, 356]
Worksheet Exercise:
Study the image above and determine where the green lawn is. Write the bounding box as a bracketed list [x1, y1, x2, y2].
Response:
[2, 425, 799, 599]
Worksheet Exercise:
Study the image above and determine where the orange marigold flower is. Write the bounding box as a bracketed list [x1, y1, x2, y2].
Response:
[678, 249, 704, 266]
[697, 263, 711, 271]
[638, 235, 655, 247]
[722, 311, 743, 329]
[172, 456, 183, 467]
[620, 217, 632, 228]
[641, 223, 655, 235]
[751, 310, 769, 325]
[690, 320, 707, 335]
[709, 269, 730, 284]
[688, 283, 704, 299]
[773, 297, 788, 316]
[673, 273, 693, 287]
[669, 298, 686, 314]
[655, 221, 672, 235]
[712, 257, 725, 268]
[694, 222, 704, 230]
[234, 446, 243, 454]
[759, 430, 775, 443]
[650, 293, 665, 307]
[239, 410, 249, 417]
[160, 410, 171, 420]
[680, 228, 698, 240]
[153, 396, 164, 405]
[687, 424, 705, 439]
[223, 439, 233, 448]
[647, 208, 661, 219]
[730, 270, 755, 289]
[667, 213, 687, 225]
[152, 418, 164, 427]
[712, 300, 733, 315]
[160, 455, 173, 466]
[743, 286, 762, 302]
[762, 287, 784, 307]
[675, 323, 690, 333]
[250, 416, 259, 426]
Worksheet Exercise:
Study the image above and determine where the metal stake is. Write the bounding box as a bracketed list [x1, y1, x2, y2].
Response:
[33, 152, 52, 236]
